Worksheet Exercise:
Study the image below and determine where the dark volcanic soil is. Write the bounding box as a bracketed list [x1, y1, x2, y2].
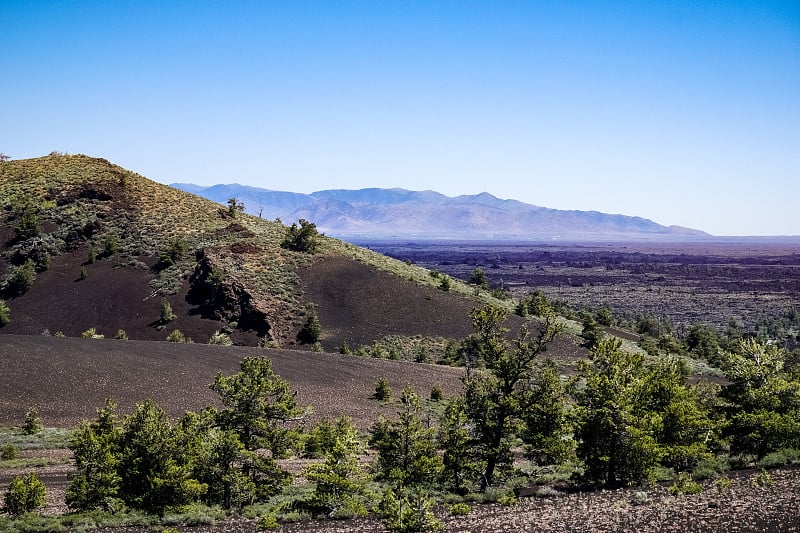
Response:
[299, 256, 485, 350]
[0, 334, 463, 429]
[0, 246, 259, 345]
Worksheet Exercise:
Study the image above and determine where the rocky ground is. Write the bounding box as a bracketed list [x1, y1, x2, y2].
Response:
[85, 467, 800, 532]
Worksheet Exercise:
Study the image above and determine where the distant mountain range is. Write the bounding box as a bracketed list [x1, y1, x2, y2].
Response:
[171, 183, 710, 241]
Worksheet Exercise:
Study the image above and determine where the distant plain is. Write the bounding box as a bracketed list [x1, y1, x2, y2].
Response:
[363, 238, 800, 334]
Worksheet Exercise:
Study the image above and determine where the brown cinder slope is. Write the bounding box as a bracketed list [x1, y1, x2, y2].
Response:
[0, 334, 463, 429]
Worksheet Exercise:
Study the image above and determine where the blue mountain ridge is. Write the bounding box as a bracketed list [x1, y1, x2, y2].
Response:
[170, 183, 710, 241]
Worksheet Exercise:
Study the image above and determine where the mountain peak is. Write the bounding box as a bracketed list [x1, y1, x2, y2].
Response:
[172, 184, 710, 241]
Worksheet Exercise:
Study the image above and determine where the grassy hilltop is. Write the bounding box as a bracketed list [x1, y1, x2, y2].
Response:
[0, 154, 510, 348]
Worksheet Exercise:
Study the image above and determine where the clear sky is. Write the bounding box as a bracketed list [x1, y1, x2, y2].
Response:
[2, 1, 798, 236]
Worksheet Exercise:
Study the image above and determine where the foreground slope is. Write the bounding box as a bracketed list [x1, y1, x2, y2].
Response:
[0, 154, 507, 347]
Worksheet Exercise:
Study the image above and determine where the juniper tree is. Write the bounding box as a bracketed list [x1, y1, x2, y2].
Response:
[302, 418, 368, 518]
[210, 357, 308, 498]
[116, 399, 205, 514]
[66, 400, 122, 511]
[369, 387, 442, 487]
[280, 219, 320, 253]
[459, 305, 563, 490]
[718, 339, 800, 460]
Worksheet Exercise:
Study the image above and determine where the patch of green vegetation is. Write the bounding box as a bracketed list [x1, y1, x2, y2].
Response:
[0, 426, 73, 450]
[351, 334, 460, 364]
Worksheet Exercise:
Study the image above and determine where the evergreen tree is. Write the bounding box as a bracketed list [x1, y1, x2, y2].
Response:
[719, 339, 800, 459]
[116, 399, 205, 514]
[573, 338, 655, 487]
[369, 387, 442, 487]
[468, 267, 489, 289]
[437, 398, 480, 494]
[0, 299, 9, 327]
[303, 422, 368, 518]
[520, 359, 573, 466]
[460, 306, 563, 490]
[298, 304, 322, 344]
[3, 473, 46, 516]
[160, 297, 177, 324]
[211, 357, 308, 498]
[14, 205, 40, 241]
[281, 219, 320, 253]
[66, 400, 122, 512]
[2, 259, 36, 297]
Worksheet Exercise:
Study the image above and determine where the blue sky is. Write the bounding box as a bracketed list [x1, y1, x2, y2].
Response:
[2, 1, 798, 236]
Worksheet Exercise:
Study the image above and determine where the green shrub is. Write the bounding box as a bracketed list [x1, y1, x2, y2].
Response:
[450, 502, 471, 516]
[14, 205, 41, 241]
[2, 473, 46, 516]
[103, 233, 119, 257]
[439, 275, 451, 291]
[23, 406, 42, 435]
[256, 513, 279, 530]
[691, 455, 730, 480]
[208, 331, 233, 345]
[430, 385, 444, 401]
[0, 299, 10, 327]
[2, 259, 36, 297]
[280, 219, 319, 253]
[714, 476, 732, 493]
[160, 298, 177, 324]
[753, 468, 773, 488]
[166, 330, 186, 343]
[1, 443, 17, 460]
[374, 376, 392, 402]
[82, 327, 104, 339]
[157, 238, 189, 268]
[759, 448, 800, 468]
[114, 329, 129, 340]
[497, 493, 518, 506]
[669, 472, 703, 496]
[297, 304, 321, 344]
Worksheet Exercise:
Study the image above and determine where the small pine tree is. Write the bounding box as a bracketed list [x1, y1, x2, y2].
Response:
[468, 267, 489, 289]
[66, 400, 122, 512]
[14, 205, 40, 241]
[1, 443, 17, 460]
[374, 376, 392, 402]
[103, 233, 119, 257]
[430, 385, 444, 401]
[79, 265, 88, 280]
[227, 198, 245, 218]
[280, 219, 320, 253]
[23, 406, 42, 435]
[208, 331, 233, 345]
[298, 304, 322, 344]
[378, 487, 442, 533]
[160, 298, 177, 324]
[302, 424, 368, 518]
